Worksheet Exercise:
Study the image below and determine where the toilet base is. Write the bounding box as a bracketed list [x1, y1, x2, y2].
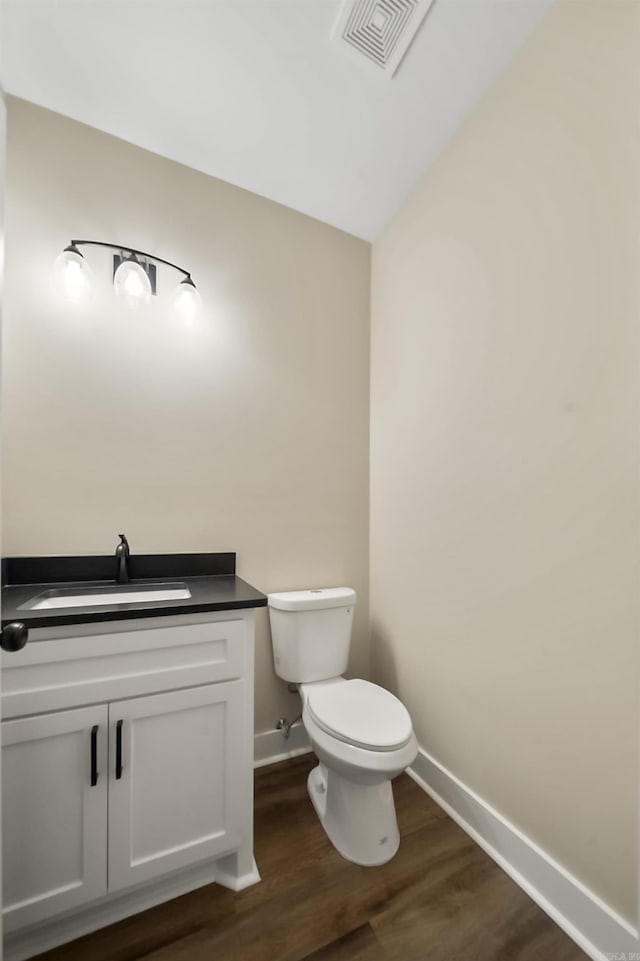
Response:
[307, 763, 400, 866]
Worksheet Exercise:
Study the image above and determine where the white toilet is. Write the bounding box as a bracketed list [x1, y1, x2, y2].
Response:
[268, 587, 417, 866]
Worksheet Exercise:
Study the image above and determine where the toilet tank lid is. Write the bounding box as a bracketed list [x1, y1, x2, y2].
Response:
[268, 587, 357, 611]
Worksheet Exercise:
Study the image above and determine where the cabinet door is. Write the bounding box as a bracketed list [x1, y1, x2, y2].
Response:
[108, 682, 244, 892]
[2, 705, 108, 932]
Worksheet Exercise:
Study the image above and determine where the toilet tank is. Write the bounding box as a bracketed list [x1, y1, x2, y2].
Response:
[267, 588, 357, 683]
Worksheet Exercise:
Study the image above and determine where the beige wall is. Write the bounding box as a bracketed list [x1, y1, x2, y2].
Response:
[371, 0, 639, 924]
[2, 97, 371, 735]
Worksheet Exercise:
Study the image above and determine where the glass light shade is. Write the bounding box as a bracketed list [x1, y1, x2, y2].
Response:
[53, 247, 93, 304]
[172, 278, 202, 320]
[113, 257, 152, 308]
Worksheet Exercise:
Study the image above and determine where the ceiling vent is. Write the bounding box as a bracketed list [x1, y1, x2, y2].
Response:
[333, 0, 436, 77]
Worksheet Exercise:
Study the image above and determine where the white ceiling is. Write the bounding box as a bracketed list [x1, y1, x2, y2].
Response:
[1, 0, 551, 240]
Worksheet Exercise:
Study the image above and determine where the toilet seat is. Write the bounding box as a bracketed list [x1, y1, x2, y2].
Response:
[306, 679, 413, 752]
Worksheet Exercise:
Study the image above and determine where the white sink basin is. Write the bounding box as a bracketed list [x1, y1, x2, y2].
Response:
[21, 583, 192, 610]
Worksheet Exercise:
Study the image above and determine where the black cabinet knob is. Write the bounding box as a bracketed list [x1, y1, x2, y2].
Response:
[1, 622, 29, 652]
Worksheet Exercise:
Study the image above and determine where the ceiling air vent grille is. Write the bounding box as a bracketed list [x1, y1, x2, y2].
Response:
[334, 0, 436, 77]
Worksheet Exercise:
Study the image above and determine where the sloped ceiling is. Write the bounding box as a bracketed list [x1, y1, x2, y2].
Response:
[1, 0, 551, 239]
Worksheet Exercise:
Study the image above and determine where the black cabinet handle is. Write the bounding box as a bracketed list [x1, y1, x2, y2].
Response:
[115, 719, 123, 779]
[90, 725, 99, 786]
[1, 622, 29, 652]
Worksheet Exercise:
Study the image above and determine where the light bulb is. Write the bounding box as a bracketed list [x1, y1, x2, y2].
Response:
[113, 257, 152, 308]
[53, 245, 93, 304]
[172, 277, 202, 321]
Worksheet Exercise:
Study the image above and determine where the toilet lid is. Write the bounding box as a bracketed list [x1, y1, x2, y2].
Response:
[306, 679, 413, 751]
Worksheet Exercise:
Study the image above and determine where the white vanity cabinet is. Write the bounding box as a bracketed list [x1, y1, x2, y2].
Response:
[108, 681, 244, 891]
[2, 704, 109, 929]
[1, 609, 259, 961]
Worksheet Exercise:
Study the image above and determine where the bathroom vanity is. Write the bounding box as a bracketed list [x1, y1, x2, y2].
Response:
[0, 552, 266, 961]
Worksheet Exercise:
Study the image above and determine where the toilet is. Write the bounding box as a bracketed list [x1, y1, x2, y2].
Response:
[268, 587, 417, 866]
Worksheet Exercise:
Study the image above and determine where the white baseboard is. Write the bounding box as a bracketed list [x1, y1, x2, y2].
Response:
[408, 747, 638, 961]
[254, 722, 311, 768]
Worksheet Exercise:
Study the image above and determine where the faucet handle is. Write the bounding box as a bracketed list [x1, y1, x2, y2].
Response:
[117, 534, 130, 552]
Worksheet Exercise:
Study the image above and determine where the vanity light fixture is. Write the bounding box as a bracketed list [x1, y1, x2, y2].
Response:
[54, 240, 201, 315]
[172, 276, 202, 321]
[113, 253, 153, 309]
[53, 244, 94, 304]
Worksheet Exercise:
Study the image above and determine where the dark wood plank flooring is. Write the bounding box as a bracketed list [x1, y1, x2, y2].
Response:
[34, 753, 588, 961]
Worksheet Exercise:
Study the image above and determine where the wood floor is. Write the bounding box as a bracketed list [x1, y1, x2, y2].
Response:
[35, 753, 588, 961]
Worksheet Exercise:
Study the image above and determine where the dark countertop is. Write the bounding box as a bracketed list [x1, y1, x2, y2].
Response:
[2, 552, 267, 630]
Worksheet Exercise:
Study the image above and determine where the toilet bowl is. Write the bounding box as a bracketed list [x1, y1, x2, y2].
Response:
[300, 678, 418, 865]
[268, 587, 417, 866]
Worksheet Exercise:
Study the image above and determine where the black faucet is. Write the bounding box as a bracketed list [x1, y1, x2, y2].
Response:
[115, 534, 131, 584]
